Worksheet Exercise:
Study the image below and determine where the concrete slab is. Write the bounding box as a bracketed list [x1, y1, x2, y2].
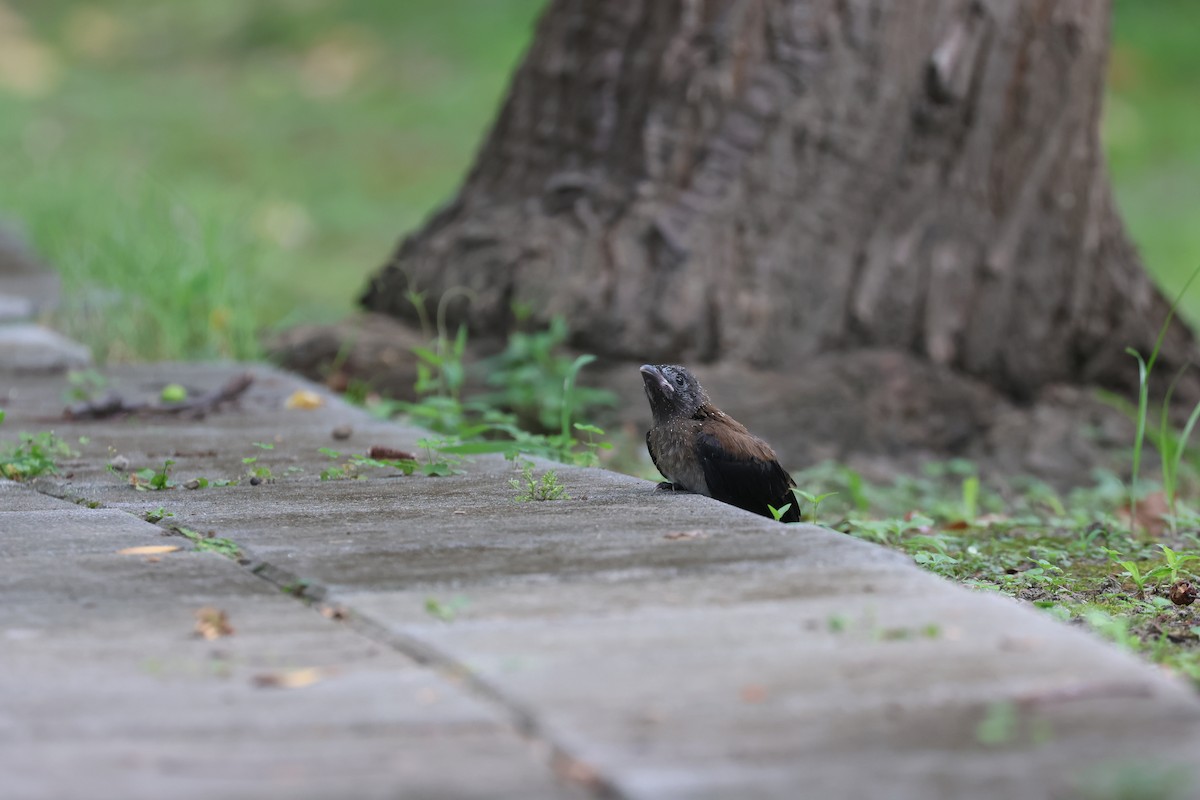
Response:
[0, 478, 75, 511]
[0, 324, 91, 372]
[3, 362, 1200, 799]
[0, 486, 581, 799]
[0, 293, 34, 322]
[0, 507, 178, 557]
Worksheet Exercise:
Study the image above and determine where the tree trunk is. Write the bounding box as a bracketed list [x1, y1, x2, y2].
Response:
[362, 0, 1194, 404]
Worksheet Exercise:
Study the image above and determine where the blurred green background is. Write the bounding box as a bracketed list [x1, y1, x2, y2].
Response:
[0, 0, 1195, 362]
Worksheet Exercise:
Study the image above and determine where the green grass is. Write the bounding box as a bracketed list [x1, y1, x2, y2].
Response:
[0, 0, 545, 360]
[0, 2, 1196, 358]
[1107, 0, 1200, 324]
[1, 169, 264, 360]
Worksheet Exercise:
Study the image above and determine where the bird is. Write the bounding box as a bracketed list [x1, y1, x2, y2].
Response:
[640, 364, 800, 523]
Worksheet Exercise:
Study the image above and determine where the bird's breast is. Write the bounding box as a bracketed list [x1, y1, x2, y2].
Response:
[648, 422, 709, 496]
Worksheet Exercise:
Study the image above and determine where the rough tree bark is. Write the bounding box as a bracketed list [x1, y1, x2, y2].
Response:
[363, 0, 1194, 402]
[354, 0, 1199, 482]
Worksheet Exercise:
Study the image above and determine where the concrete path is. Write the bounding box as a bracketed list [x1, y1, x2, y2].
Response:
[4, 299, 1200, 796]
[4, 363, 1200, 799]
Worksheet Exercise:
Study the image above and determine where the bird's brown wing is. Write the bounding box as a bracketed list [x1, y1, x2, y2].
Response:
[696, 429, 799, 522]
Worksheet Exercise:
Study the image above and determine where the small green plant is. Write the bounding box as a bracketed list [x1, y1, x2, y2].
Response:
[379, 307, 613, 468]
[975, 701, 1018, 746]
[242, 460, 274, 483]
[143, 506, 173, 523]
[1119, 266, 1200, 532]
[414, 436, 467, 476]
[905, 535, 961, 576]
[318, 447, 420, 480]
[874, 623, 943, 641]
[1084, 609, 1142, 651]
[318, 447, 352, 480]
[842, 514, 933, 546]
[184, 476, 236, 489]
[1102, 548, 1168, 600]
[241, 451, 276, 482]
[1, 431, 75, 481]
[510, 460, 569, 502]
[1157, 368, 1200, 533]
[247, 466, 273, 482]
[563, 421, 614, 469]
[479, 314, 616, 432]
[172, 525, 241, 559]
[65, 369, 108, 403]
[841, 466, 871, 513]
[280, 580, 311, 597]
[131, 460, 176, 491]
[768, 502, 793, 522]
[1156, 544, 1199, 584]
[961, 475, 980, 523]
[424, 596, 468, 622]
[790, 489, 839, 526]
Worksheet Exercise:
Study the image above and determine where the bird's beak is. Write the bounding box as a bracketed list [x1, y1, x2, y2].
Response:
[640, 364, 674, 396]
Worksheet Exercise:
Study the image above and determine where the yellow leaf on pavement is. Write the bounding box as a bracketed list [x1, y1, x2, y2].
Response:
[117, 545, 181, 556]
[252, 667, 324, 689]
[193, 607, 234, 640]
[285, 389, 324, 410]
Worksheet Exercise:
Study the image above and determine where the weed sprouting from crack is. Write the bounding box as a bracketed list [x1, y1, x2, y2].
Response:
[170, 525, 242, 559]
[1, 431, 76, 481]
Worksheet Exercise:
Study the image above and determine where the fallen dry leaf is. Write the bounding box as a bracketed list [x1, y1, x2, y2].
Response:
[117, 545, 181, 556]
[319, 605, 349, 621]
[284, 389, 325, 410]
[1169, 580, 1198, 607]
[1116, 491, 1170, 537]
[552, 753, 605, 790]
[368, 445, 416, 461]
[252, 667, 324, 689]
[193, 607, 234, 640]
[740, 684, 768, 703]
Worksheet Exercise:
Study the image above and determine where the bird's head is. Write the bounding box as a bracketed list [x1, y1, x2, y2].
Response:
[639, 364, 709, 423]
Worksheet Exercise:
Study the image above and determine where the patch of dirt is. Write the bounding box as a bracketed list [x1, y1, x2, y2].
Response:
[265, 313, 431, 401]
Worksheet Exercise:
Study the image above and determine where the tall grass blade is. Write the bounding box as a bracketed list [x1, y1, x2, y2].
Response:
[1126, 348, 1149, 531]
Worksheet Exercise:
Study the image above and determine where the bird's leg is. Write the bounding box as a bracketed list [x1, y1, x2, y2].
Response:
[655, 482, 691, 492]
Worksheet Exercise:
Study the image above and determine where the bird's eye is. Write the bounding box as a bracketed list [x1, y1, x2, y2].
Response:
[674, 375, 685, 386]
